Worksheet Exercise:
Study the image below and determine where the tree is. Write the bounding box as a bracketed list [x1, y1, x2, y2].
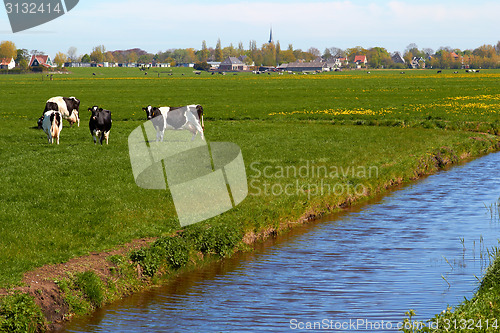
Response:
[53, 52, 68, 67]
[90, 45, 106, 63]
[81, 54, 91, 63]
[215, 38, 223, 62]
[194, 61, 210, 71]
[184, 48, 196, 63]
[200, 40, 209, 62]
[275, 41, 281, 64]
[422, 48, 434, 57]
[323, 48, 332, 59]
[262, 42, 277, 66]
[67, 46, 78, 62]
[18, 58, 28, 71]
[127, 51, 138, 63]
[137, 54, 152, 64]
[15, 48, 29, 63]
[308, 47, 321, 57]
[367, 47, 392, 68]
[15, 48, 29, 70]
[327, 47, 345, 58]
[249, 40, 262, 66]
[0, 41, 17, 59]
[222, 44, 237, 58]
[104, 51, 115, 63]
[403, 50, 413, 64]
[473, 44, 496, 58]
[345, 46, 368, 62]
[280, 48, 296, 63]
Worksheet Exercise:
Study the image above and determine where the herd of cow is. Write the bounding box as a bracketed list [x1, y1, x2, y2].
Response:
[37, 96, 205, 145]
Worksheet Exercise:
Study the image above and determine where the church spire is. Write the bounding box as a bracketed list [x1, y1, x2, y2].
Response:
[269, 25, 273, 44]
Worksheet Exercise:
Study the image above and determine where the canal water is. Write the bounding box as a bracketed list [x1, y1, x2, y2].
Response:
[60, 152, 500, 332]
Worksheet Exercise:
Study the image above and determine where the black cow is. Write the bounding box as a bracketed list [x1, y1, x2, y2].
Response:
[88, 106, 112, 145]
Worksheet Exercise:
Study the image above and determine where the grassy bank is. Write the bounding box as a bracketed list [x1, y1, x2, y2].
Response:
[0, 68, 499, 331]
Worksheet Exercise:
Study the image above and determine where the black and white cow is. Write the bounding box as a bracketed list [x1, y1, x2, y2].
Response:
[41, 110, 63, 144]
[88, 106, 112, 145]
[39, 96, 80, 128]
[142, 105, 204, 141]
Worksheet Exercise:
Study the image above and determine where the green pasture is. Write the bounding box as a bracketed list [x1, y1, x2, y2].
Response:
[0, 68, 499, 288]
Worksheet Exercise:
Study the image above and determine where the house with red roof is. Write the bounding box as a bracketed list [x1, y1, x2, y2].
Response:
[450, 52, 460, 60]
[29, 54, 54, 68]
[0, 58, 15, 70]
[354, 55, 367, 67]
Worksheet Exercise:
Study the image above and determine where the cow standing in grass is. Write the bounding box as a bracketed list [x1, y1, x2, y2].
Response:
[42, 111, 62, 144]
[142, 104, 204, 141]
[39, 96, 81, 128]
[88, 106, 112, 145]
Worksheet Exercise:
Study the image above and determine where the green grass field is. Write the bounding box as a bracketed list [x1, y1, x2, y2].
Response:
[0, 67, 499, 290]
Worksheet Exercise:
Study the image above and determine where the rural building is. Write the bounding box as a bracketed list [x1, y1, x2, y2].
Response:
[151, 61, 170, 68]
[64, 62, 92, 67]
[219, 57, 249, 71]
[354, 55, 367, 67]
[29, 55, 54, 68]
[324, 57, 348, 69]
[118, 63, 138, 68]
[238, 55, 254, 66]
[207, 61, 220, 70]
[277, 63, 288, 70]
[411, 57, 426, 69]
[286, 61, 327, 72]
[0, 58, 16, 70]
[391, 52, 405, 65]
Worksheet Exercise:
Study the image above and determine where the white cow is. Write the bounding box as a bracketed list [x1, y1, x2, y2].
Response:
[142, 104, 205, 142]
[42, 111, 63, 144]
[44, 96, 80, 127]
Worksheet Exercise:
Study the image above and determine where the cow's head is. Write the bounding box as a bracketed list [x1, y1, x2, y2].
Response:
[143, 105, 153, 120]
[88, 106, 102, 120]
[196, 105, 203, 115]
[142, 105, 161, 120]
[37, 116, 44, 129]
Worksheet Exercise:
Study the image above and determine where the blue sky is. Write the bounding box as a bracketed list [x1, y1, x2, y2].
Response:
[1, 0, 499, 58]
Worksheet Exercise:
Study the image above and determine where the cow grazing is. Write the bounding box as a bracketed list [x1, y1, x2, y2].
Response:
[42, 111, 63, 144]
[142, 104, 204, 142]
[42, 96, 81, 127]
[88, 106, 112, 145]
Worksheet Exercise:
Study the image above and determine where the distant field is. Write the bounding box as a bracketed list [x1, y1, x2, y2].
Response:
[0, 67, 498, 287]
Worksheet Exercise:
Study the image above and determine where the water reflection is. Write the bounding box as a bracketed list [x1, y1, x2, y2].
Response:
[61, 152, 500, 332]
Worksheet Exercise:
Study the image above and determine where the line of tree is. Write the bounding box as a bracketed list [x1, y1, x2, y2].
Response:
[2, 39, 500, 69]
